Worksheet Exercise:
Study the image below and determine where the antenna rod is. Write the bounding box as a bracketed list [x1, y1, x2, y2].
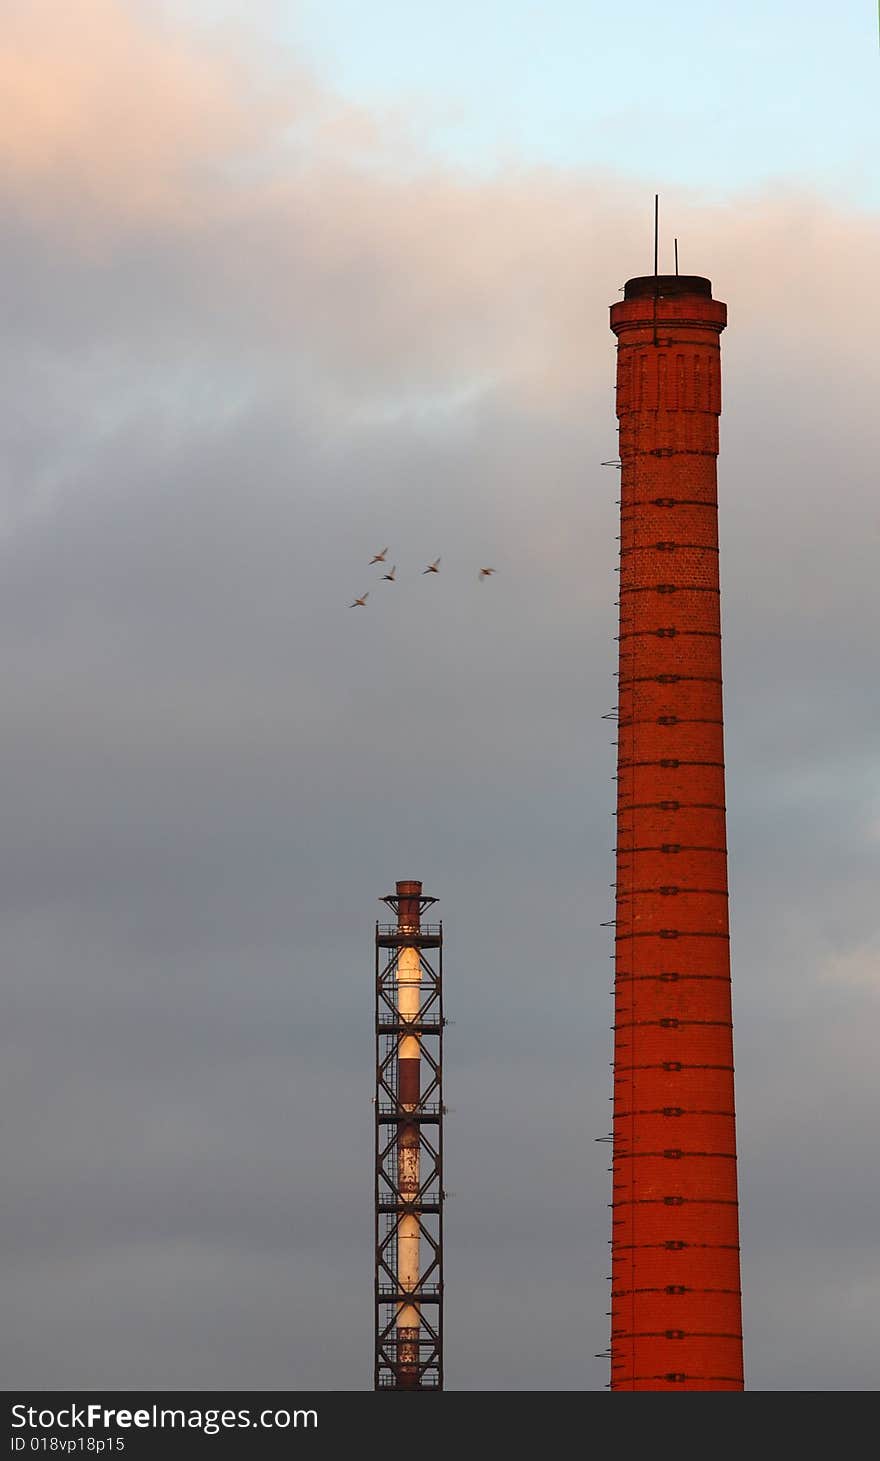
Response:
[653, 194, 659, 278]
[674, 237, 679, 276]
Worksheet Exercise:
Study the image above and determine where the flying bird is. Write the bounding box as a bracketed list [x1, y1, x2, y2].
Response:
[478, 567, 496, 581]
[369, 547, 389, 564]
[422, 557, 441, 574]
[349, 592, 369, 607]
[382, 565, 396, 581]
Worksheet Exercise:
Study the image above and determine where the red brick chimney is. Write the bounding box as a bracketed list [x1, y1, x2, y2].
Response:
[608, 273, 744, 1391]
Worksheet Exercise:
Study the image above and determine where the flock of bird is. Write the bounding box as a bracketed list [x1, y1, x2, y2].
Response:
[349, 548, 496, 607]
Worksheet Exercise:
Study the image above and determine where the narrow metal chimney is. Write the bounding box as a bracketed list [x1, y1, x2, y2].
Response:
[374, 881, 444, 1389]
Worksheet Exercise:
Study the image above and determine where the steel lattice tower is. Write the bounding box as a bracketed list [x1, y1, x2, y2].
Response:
[374, 880, 444, 1390]
[608, 274, 744, 1391]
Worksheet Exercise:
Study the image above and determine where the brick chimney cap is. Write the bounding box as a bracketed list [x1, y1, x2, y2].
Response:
[624, 275, 712, 300]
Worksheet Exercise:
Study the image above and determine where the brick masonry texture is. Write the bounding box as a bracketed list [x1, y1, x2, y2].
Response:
[607, 280, 744, 1392]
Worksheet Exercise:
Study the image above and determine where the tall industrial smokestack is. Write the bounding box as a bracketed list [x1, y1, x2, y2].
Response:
[375, 881, 444, 1389]
[394, 881, 424, 1388]
[607, 273, 744, 1390]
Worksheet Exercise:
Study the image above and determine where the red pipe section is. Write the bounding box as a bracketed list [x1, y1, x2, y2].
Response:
[608, 275, 744, 1391]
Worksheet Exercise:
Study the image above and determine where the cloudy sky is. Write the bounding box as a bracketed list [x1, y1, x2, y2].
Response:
[2, 0, 878, 1391]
